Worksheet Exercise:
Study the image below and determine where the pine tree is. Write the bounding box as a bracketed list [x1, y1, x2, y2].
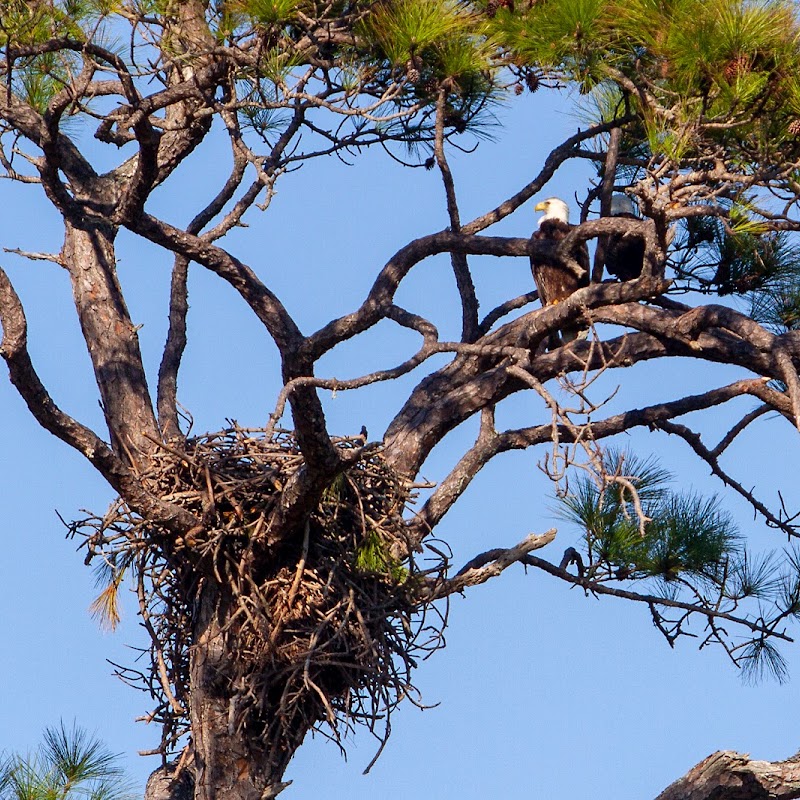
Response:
[3, 2, 800, 800]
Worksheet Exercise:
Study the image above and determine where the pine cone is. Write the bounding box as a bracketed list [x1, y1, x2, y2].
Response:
[525, 72, 540, 93]
[723, 54, 750, 82]
[486, 0, 498, 17]
[788, 118, 800, 136]
[514, 83, 524, 95]
[405, 56, 422, 85]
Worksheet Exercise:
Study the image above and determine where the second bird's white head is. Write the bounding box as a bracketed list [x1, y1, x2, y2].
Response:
[610, 194, 637, 216]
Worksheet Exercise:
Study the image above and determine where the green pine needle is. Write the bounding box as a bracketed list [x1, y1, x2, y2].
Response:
[360, 0, 475, 67]
[42, 725, 123, 786]
[354, 530, 408, 583]
[725, 551, 781, 600]
[230, 0, 304, 27]
[0, 725, 133, 800]
[642, 492, 739, 581]
[740, 637, 789, 685]
[557, 450, 742, 583]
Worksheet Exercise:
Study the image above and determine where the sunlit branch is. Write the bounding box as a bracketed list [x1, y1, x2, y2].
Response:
[655, 751, 800, 800]
[279, 84, 415, 122]
[424, 529, 558, 599]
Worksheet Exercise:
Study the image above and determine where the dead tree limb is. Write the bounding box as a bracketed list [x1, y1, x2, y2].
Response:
[655, 750, 800, 800]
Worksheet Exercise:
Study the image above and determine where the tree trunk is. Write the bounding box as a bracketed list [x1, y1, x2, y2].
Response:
[189, 583, 294, 800]
[62, 218, 160, 457]
[656, 750, 800, 800]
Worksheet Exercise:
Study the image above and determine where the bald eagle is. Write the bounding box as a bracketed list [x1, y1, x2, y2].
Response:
[531, 197, 590, 304]
[531, 198, 590, 345]
[605, 194, 645, 281]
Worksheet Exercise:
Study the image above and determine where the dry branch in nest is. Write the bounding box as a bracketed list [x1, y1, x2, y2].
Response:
[69, 427, 449, 769]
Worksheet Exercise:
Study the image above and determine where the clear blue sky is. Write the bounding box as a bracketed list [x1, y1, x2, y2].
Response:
[1, 85, 799, 800]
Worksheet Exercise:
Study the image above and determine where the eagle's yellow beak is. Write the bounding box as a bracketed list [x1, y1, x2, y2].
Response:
[534, 201, 547, 211]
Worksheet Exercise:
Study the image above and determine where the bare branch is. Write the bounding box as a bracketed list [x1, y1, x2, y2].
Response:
[425, 529, 558, 599]
[157, 255, 190, 439]
[0, 264, 117, 466]
[157, 113, 254, 437]
[434, 88, 478, 343]
[524, 555, 792, 642]
[408, 378, 770, 543]
[130, 211, 303, 352]
[657, 420, 800, 538]
[478, 291, 538, 335]
[3, 247, 63, 264]
[463, 116, 636, 235]
[774, 341, 800, 432]
[711, 405, 771, 458]
[61, 219, 160, 457]
[0, 265, 197, 532]
[592, 125, 622, 283]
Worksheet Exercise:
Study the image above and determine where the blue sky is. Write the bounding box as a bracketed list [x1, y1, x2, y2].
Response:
[1, 83, 799, 799]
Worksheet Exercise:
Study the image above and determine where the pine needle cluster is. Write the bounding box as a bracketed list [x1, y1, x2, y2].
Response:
[0, 724, 133, 800]
[556, 448, 800, 681]
[665, 203, 800, 330]
[558, 450, 740, 582]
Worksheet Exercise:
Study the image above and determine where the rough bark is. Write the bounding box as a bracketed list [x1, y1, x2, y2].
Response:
[656, 750, 800, 800]
[189, 583, 295, 800]
[146, 763, 195, 800]
[61, 218, 160, 458]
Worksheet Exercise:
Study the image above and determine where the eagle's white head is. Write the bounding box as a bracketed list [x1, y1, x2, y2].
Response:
[535, 197, 570, 227]
[610, 194, 637, 217]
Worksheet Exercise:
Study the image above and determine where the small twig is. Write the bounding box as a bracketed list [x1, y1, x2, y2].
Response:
[711, 405, 770, 458]
[3, 247, 64, 265]
[285, 519, 311, 609]
[658, 419, 799, 538]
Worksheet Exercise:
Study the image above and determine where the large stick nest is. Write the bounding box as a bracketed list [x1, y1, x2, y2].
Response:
[72, 427, 447, 768]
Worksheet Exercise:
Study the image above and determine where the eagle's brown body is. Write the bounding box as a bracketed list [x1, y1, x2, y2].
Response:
[530, 217, 590, 305]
